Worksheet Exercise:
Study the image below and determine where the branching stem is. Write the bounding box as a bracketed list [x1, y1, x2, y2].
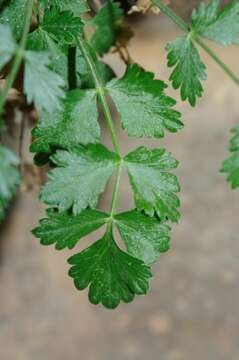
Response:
[77, 37, 121, 155]
[152, 0, 239, 86]
[77, 36, 122, 221]
[0, 0, 34, 116]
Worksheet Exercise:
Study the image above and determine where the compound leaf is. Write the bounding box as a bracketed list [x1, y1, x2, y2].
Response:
[0, 145, 21, 221]
[166, 35, 206, 106]
[24, 51, 65, 112]
[221, 123, 239, 188]
[68, 231, 152, 309]
[0, 24, 16, 71]
[30, 89, 100, 154]
[115, 210, 171, 264]
[89, 1, 123, 54]
[40, 144, 120, 214]
[107, 64, 183, 138]
[192, 0, 239, 45]
[33, 208, 108, 250]
[125, 146, 180, 223]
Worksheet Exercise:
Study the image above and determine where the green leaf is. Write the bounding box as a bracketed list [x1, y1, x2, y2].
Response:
[41, 7, 83, 45]
[32, 208, 108, 250]
[30, 89, 100, 154]
[192, 0, 239, 45]
[27, 28, 57, 51]
[125, 146, 180, 223]
[221, 124, 239, 188]
[68, 231, 152, 309]
[115, 210, 171, 264]
[77, 53, 115, 89]
[24, 51, 65, 112]
[58, 0, 89, 15]
[27, 28, 69, 82]
[166, 35, 207, 106]
[0, 0, 27, 40]
[40, 0, 89, 15]
[89, 1, 123, 54]
[0, 145, 21, 220]
[77, 42, 116, 88]
[0, 24, 16, 71]
[27, 31, 115, 88]
[191, 0, 220, 33]
[107, 64, 183, 138]
[40, 144, 120, 214]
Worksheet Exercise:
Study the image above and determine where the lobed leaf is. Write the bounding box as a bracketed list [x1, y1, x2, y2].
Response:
[40, 144, 120, 214]
[107, 64, 183, 138]
[115, 210, 171, 264]
[40, 0, 89, 15]
[125, 146, 180, 222]
[30, 89, 100, 154]
[0, 0, 28, 40]
[41, 7, 83, 45]
[68, 231, 152, 309]
[27, 28, 70, 82]
[24, 51, 65, 113]
[166, 35, 206, 106]
[0, 24, 16, 71]
[33, 208, 108, 250]
[192, 0, 239, 45]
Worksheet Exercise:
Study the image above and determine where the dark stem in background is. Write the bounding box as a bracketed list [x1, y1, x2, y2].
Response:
[68, 46, 77, 90]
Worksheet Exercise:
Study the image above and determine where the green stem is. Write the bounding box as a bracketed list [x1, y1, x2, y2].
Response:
[77, 37, 121, 155]
[0, 0, 34, 116]
[110, 161, 123, 218]
[77, 36, 122, 220]
[152, 0, 239, 87]
[152, 0, 189, 32]
[195, 36, 239, 86]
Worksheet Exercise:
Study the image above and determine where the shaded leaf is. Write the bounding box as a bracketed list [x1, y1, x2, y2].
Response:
[24, 51, 65, 112]
[89, 1, 123, 54]
[27, 28, 70, 83]
[0, 24, 16, 71]
[0, 0, 28, 40]
[192, 0, 239, 45]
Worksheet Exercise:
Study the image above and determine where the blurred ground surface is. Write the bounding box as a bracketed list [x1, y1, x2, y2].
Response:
[0, 11, 239, 360]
